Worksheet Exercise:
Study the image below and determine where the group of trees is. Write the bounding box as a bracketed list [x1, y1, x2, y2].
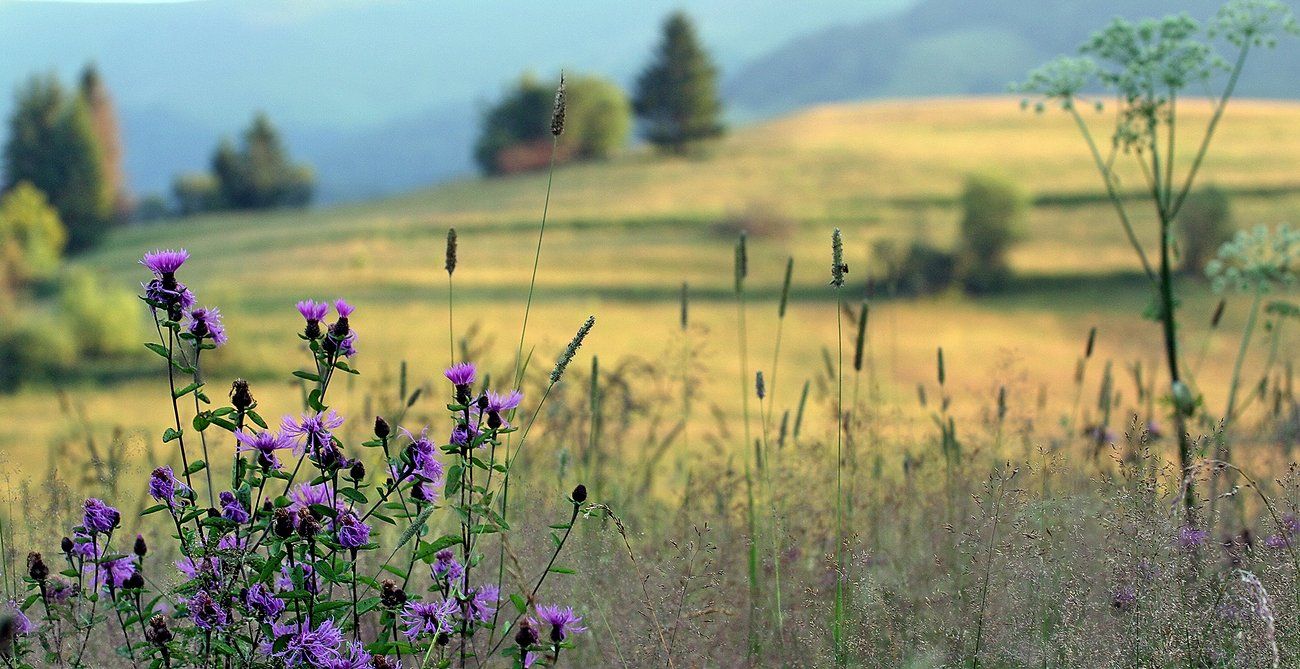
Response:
[2, 64, 127, 252]
[172, 113, 314, 216]
[476, 11, 725, 174]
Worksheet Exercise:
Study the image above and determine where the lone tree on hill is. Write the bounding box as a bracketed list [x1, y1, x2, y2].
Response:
[211, 113, 314, 210]
[78, 64, 131, 219]
[633, 11, 724, 153]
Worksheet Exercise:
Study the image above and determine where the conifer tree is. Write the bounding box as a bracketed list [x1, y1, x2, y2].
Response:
[633, 11, 724, 152]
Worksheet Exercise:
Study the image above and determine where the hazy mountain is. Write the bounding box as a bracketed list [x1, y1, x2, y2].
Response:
[0, 0, 908, 202]
[727, 0, 1300, 116]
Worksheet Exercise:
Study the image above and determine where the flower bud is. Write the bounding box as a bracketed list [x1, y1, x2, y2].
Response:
[230, 379, 254, 411]
[572, 484, 588, 504]
[26, 552, 47, 582]
[515, 618, 539, 649]
[124, 572, 144, 590]
[60, 537, 73, 556]
[272, 508, 295, 539]
[145, 615, 173, 645]
[380, 579, 408, 609]
[349, 460, 366, 482]
[133, 534, 148, 557]
[374, 416, 391, 439]
[296, 507, 320, 539]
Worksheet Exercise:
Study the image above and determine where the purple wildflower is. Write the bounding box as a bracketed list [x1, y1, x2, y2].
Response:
[186, 306, 227, 346]
[334, 511, 371, 550]
[235, 430, 293, 470]
[444, 362, 476, 387]
[82, 498, 119, 534]
[402, 428, 444, 482]
[536, 605, 586, 642]
[149, 466, 180, 505]
[5, 601, 32, 636]
[244, 583, 285, 620]
[288, 482, 340, 516]
[282, 410, 345, 457]
[88, 556, 137, 591]
[321, 642, 372, 669]
[1178, 525, 1210, 551]
[277, 563, 318, 594]
[335, 330, 358, 357]
[333, 299, 354, 318]
[432, 549, 463, 583]
[401, 599, 457, 639]
[296, 300, 329, 322]
[267, 619, 343, 668]
[175, 556, 219, 580]
[467, 585, 500, 623]
[449, 423, 482, 450]
[187, 590, 229, 631]
[46, 579, 75, 605]
[219, 491, 250, 524]
[217, 533, 249, 553]
[140, 249, 189, 276]
[488, 389, 523, 413]
[70, 530, 98, 560]
[143, 277, 196, 311]
[410, 479, 438, 504]
[1111, 584, 1137, 612]
[1266, 534, 1291, 550]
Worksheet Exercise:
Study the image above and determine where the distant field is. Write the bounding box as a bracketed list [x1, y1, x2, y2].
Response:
[3, 96, 1298, 475]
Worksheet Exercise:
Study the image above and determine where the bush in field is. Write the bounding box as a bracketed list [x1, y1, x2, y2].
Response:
[0, 312, 77, 388]
[1178, 184, 1235, 275]
[0, 181, 66, 289]
[211, 114, 315, 210]
[872, 238, 957, 295]
[59, 266, 143, 356]
[171, 172, 223, 216]
[475, 73, 631, 175]
[957, 172, 1026, 294]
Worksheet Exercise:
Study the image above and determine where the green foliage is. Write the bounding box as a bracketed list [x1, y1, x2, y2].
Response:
[0, 181, 66, 288]
[207, 113, 313, 211]
[957, 173, 1026, 294]
[3, 74, 114, 251]
[0, 312, 76, 390]
[172, 171, 223, 216]
[1178, 184, 1235, 275]
[79, 63, 129, 218]
[59, 266, 143, 356]
[633, 11, 725, 152]
[475, 74, 631, 175]
[872, 238, 957, 296]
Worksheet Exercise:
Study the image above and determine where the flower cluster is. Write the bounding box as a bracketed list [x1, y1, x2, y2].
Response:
[5, 248, 594, 667]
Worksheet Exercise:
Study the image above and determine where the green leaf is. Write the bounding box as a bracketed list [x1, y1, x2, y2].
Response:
[144, 342, 169, 359]
[192, 414, 210, 432]
[547, 566, 576, 575]
[339, 488, 368, 504]
[184, 460, 207, 476]
[247, 410, 268, 429]
[172, 381, 202, 399]
[162, 428, 182, 443]
[293, 371, 322, 382]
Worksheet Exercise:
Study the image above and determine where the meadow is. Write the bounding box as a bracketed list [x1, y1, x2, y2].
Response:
[2, 96, 1300, 668]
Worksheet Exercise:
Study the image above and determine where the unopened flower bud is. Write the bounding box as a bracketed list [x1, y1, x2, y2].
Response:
[374, 416, 391, 439]
[515, 618, 539, 649]
[572, 484, 588, 504]
[380, 579, 408, 609]
[60, 537, 73, 556]
[273, 508, 295, 539]
[124, 572, 144, 590]
[133, 534, 148, 557]
[349, 460, 366, 482]
[230, 379, 254, 410]
[145, 615, 173, 645]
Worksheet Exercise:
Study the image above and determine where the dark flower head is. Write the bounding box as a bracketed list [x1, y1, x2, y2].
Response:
[380, 580, 408, 609]
[571, 484, 588, 504]
[133, 534, 147, 557]
[230, 378, 254, 410]
[26, 552, 47, 582]
[296, 507, 320, 539]
[443, 362, 476, 387]
[82, 498, 119, 534]
[374, 415, 391, 439]
[515, 617, 539, 648]
[401, 599, 457, 639]
[273, 507, 295, 539]
[235, 430, 293, 470]
[219, 491, 250, 524]
[334, 511, 371, 550]
[149, 466, 181, 505]
[244, 583, 285, 620]
[187, 306, 227, 346]
[144, 615, 173, 646]
[141, 249, 189, 276]
[536, 604, 586, 642]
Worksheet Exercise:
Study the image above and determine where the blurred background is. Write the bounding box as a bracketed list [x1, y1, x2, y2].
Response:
[1, 0, 1299, 482]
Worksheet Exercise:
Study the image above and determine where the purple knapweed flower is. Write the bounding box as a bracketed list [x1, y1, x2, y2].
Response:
[149, 466, 180, 505]
[219, 491, 250, 524]
[401, 598, 457, 639]
[1111, 584, 1137, 612]
[46, 579, 74, 605]
[1266, 534, 1291, 550]
[266, 619, 343, 668]
[277, 562, 318, 594]
[244, 583, 285, 620]
[296, 300, 329, 322]
[334, 511, 371, 550]
[5, 601, 32, 636]
[176, 556, 219, 580]
[449, 422, 482, 450]
[88, 556, 137, 591]
[82, 498, 120, 534]
[1178, 525, 1210, 550]
[288, 482, 341, 516]
[187, 590, 229, 630]
[444, 362, 476, 387]
[333, 299, 354, 319]
[217, 533, 250, 553]
[486, 390, 523, 413]
[466, 585, 499, 623]
[432, 549, 463, 583]
[410, 479, 438, 504]
[321, 642, 372, 669]
[402, 428, 445, 483]
[140, 249, 189, 276]
[536, 604, 586, 642]
[70, 531, 98, 560]
[282, 410, 345, 457]
[235, 429, 294, 470]
[186, 306, 227, 346]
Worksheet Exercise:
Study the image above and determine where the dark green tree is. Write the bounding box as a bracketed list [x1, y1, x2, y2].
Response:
[210, 113, 313, 210]
[79, 64, 130, 218]
[633, 11, 724, 152]
[3, 74, 113, 251]
[474, 75, 553, 175]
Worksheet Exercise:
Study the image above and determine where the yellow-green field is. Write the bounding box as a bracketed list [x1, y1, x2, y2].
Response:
[3, 96, 1298, 477]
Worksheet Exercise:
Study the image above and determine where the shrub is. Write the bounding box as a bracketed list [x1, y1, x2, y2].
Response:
[872, 238, 957, 295]
[1178, 184, 1234, 275]
[0, 311, 76, 389]
[59, 266, 143, 356]
[957, 172, 1026, 294]
[171, 172, 223, 216]
[0, 181, 66, 288]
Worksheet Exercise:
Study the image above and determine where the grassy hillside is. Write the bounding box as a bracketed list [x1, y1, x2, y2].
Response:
[4, 97, 1298, 474]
